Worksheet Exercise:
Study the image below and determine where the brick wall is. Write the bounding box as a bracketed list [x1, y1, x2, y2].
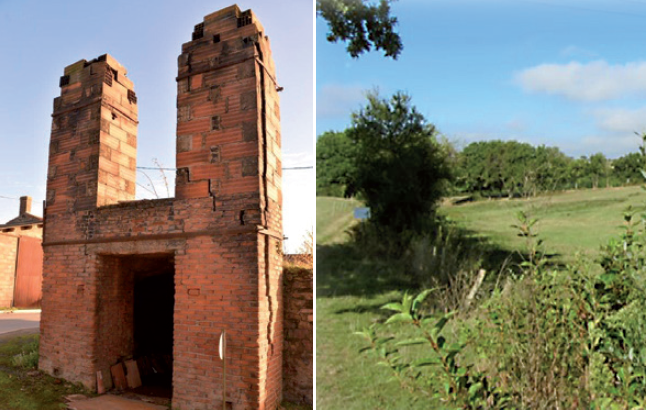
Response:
[40, 6, 286, 410]
[4, 224, 43, 239]
[0, 224, 43, 308]
[282, 267, 313, 405]
[0, 233, 18, 308]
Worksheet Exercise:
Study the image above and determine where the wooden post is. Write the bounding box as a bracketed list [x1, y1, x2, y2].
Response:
[220, 329, 226, 410]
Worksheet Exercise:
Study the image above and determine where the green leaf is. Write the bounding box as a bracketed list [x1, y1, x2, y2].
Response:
[437, 335, 446, 349]
[598, 273, 616, 285]
[402, 292, 414, 313]
[432, 311, 456, 335]
[375, 336, 395, 346]
[412, 289, 436, 312]
[385, 312, 413, 325]
[468, 382, 483, 397]
[380, 302, 403, 312]
[412, 357, 441, 367]
[395, 337, 429, 347]
[422, 316, 440, 325]
[446, 350, 459, 363]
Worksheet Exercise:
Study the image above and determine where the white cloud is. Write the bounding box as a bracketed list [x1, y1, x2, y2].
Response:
[593, 107, 646, 134]
[515, 60, 646, 101]
[316, 84, 366, 118]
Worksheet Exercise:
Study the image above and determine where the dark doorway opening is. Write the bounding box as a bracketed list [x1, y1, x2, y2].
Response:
[127, 254, 175, 399]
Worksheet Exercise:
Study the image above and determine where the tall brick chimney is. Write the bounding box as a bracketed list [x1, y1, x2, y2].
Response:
[45, 54, 138, 215]
[19, 196, 32, 215]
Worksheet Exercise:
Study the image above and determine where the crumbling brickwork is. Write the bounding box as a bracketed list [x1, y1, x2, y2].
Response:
[283, 267, 313, 405]
[39, 6, 284, 410]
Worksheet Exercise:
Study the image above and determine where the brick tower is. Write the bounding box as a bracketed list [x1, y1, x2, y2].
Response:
[172, 5, 283, 409]
[39, 5, 283, 410]
[46, 54, 138, 215]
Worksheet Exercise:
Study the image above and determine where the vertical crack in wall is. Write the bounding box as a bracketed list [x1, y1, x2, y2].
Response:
[208, 179, 217, 211]
[255, 42, 275, 361]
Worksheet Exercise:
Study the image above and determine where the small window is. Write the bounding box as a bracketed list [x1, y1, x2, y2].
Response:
[213, 34, 221, 43]
[237, 11, 252, 27]
[104, 68, 113, 87]
[192, 23, 204, 40]
[127, 89, 137, 104]
[211, 116, 221, 131]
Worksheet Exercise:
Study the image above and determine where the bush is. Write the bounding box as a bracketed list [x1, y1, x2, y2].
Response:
[348, 92, 451, 237]
[358, 209, 646, 409]
[11, 340, 39, 369]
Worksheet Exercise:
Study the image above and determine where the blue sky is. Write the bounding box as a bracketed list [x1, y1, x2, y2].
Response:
[0, 0, 313, 252]
[317, 0, 646, 159]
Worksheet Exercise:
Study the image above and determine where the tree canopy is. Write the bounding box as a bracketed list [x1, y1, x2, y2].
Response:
[316, 0, 403, 59]
[347, 92, 451, 233]
[454, 141, 643, 196]
[316, 130, 357, 197]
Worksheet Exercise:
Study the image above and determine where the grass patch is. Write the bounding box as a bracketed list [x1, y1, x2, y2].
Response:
[316, 197, 361, 245]
[317, 293, 432, 409]
[0, 333, 90, 410]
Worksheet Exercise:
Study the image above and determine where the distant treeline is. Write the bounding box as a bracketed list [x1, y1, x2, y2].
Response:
[317, 131, 645, 198]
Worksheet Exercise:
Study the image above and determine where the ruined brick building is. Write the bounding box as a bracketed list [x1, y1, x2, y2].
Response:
[39, 6, 288, 409]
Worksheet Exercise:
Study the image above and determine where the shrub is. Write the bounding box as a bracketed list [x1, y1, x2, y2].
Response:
[11, 340, 39, 369]
[358, 209, 646, 409]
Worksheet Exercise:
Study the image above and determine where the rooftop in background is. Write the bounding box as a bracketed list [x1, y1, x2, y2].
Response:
[0, 196, 43, 229]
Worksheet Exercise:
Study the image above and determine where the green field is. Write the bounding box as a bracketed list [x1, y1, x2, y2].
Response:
[441, 186, 646, 262]
[316, 186, 646, 409]
[316, 197, 362, 245]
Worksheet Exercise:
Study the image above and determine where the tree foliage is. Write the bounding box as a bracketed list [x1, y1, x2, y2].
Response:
[316, 131, 357, 197]
[316, 0, 403, 59]
[317, 134, 646, 200]
[454, 140, 641, 197]
[612, 152, 644, 185]
[347, 92, 451, 233]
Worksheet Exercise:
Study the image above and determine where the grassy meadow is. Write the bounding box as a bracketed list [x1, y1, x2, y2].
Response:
[316, 185, 646, 409]
[441, 186, 646, 262]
